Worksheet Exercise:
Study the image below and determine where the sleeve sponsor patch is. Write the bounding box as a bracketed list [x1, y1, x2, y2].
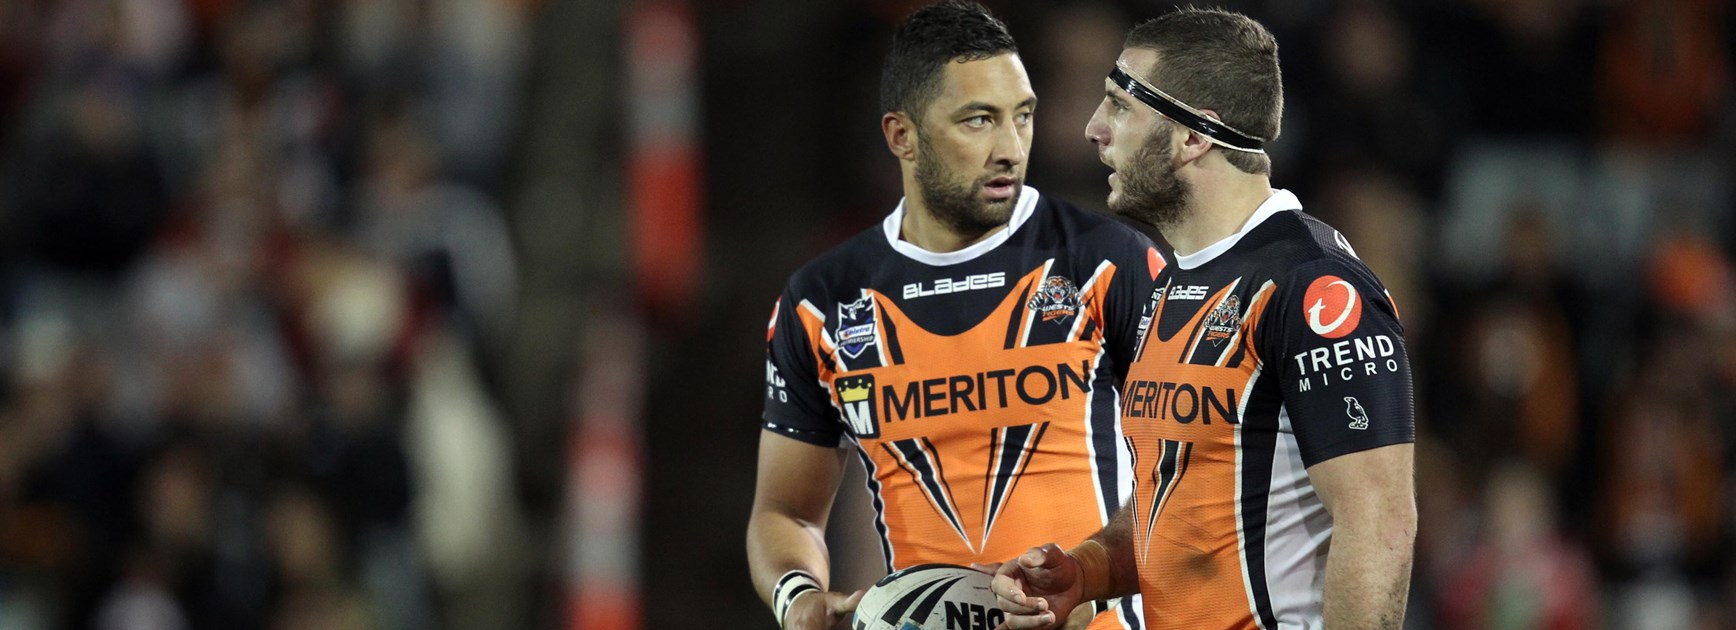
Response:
[1272, 262, 1413, 467]
[1302, 275, 1362, 339]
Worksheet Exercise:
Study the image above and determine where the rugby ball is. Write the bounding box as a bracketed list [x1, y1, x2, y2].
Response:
[853, 564, 1006, 630]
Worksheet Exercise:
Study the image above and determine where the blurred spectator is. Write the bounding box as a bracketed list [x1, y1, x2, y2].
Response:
[352, 112, 517, 348]
[1304, 1, 1448, 196]
[1439, 462, 1598, 630]
[1598, 0, 1729, 148]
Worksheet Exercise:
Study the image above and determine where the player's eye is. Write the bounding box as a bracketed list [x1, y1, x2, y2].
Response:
[1015, 111, 1032, 126]
[964, 115, 992, 129]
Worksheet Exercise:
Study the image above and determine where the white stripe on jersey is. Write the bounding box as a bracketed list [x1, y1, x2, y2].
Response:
[1018, 258, 1056, 348]
[1070, 260, 1115, 342]
[1264, 405, 1333, 626]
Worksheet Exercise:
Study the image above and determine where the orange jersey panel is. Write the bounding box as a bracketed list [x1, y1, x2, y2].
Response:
[1124, 280, 1276, 629]
[801, 264, 1118, 566]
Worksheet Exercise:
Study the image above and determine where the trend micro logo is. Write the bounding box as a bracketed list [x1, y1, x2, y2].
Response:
[836, 374, 878, 438]
[1304, 275, 1362, 339]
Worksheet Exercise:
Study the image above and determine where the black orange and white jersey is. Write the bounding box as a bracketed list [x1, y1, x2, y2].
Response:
[1121, 190, 1415, 628]
[763, 187, 1158, 629]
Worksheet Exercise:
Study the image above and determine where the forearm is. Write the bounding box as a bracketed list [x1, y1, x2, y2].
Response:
[748, 508, 834, 607]
[1321, 515, 1415, 628]
[1073, 505, 1140, 600]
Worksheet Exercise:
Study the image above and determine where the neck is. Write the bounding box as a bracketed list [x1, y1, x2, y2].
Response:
[898, 174, 1007, 253]
[1161, 171, 1274, 257]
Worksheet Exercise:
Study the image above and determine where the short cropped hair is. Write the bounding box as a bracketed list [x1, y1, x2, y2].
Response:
[1125, 8, 1282, 174]
[880, 1, 1019, 124]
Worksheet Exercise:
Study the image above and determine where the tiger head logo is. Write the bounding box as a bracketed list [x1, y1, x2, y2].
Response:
[1201, 294, 1242, 346]
[1027, 276, 1080, 323]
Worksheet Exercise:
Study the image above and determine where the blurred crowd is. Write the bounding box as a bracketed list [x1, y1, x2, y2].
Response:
[0, 0, 535, 628]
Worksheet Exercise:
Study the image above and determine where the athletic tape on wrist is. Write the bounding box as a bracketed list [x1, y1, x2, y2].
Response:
[773, 570, 822, 628]
[1068, 540, 1114, 603]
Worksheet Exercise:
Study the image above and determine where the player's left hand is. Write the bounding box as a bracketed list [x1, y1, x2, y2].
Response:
[987, 543, 1084, 630]
[974, 563, 1092, 630]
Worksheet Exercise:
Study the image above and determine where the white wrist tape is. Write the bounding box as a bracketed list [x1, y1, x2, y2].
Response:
[773, 570, 822, 627]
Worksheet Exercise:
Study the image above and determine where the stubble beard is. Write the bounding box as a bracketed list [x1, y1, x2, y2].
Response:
[1109, 121, 1192, 231]
[914, 135, 1019, 237]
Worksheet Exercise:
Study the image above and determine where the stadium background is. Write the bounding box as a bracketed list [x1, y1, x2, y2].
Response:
[0, 0, 1730, 628]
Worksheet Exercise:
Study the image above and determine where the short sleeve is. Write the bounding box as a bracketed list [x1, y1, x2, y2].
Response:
[762, 290, 844, 446]
[1261, 257, 1415, 467]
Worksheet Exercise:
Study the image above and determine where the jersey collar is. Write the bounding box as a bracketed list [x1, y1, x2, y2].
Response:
[883, 185, 1041, 266]
[1172, 189, 1301, 270]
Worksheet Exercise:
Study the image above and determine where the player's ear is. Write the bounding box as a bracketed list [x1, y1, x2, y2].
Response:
[1176, 108, 1218, 165]
[883, 112, 919, 162]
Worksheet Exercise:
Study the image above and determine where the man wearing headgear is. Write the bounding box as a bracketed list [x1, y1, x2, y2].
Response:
[990, 8, 1417, 629]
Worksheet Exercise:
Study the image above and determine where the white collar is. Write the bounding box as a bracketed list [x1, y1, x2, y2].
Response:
[882, 185, 1041, 266]
[1172, 189, 1301, 270]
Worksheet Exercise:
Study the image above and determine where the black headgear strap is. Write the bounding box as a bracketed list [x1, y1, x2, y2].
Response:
[1108, 64, 1265, 153]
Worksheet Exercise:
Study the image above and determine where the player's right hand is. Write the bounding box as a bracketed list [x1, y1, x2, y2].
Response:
[990, 543, 1084, 630]
[782, 589, 864, 630]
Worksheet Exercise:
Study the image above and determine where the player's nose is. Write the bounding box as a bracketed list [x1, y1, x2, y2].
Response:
[989, 119, 1027, 167]
[1085, 101, 1110, 147]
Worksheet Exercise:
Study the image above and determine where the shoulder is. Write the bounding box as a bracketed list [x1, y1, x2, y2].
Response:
[1247, 211, 1401, 333]
[1238, 210, 1381, 286]
[781, 222, 889, 306]
[1279, 211, 1386, 291]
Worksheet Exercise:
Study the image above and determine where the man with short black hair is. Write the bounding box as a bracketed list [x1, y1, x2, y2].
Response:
[747, 2, 1160, 629]
[990, 8, 1417, 629]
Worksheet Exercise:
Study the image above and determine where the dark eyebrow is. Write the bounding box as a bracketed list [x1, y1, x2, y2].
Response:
[954, 97, 1039, 117]
[954, 102, 1003, 117]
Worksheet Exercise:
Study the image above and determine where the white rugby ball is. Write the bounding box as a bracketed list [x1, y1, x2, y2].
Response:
[853, 564, 1006, 630]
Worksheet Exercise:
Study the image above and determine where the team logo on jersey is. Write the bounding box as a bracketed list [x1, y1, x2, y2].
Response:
[835, 374, 878, 438]
[1344, 396, 1369, 430]
[1201, 294, 1242, 346]
[1027, 276, 1080, 323]
[1137, 287, 1160, 339]
[1304, 276, 1362, 339]
[836, 296, 878, 359]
